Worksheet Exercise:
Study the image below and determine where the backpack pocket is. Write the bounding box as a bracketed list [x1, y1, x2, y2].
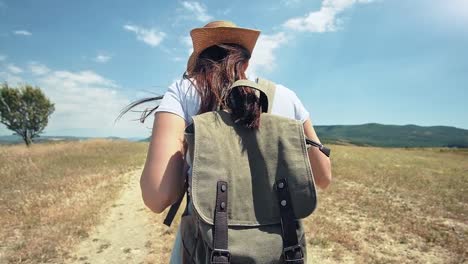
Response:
[189, 111, 317, 226]
[190, 219, 307, 264]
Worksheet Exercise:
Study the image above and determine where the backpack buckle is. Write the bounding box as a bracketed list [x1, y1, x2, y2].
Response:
[211, 248, 231, 263]
[283, 245, 304, 262]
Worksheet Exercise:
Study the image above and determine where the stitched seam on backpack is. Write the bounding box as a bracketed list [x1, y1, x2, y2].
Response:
[298, 121, 318, 213]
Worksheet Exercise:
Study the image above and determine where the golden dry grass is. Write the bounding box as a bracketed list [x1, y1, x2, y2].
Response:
[1, 142, 467, 263]
[143, 211, 182, 263]
[142, 145, 468, 263]
[304, 145, 468, 263]
[0, 139, 147, 263]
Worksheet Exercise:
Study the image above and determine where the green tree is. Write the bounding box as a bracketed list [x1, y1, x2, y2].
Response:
[0, 83, 55, 146]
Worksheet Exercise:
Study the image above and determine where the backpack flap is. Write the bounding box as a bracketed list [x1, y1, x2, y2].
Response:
[187, 110, 317, 227]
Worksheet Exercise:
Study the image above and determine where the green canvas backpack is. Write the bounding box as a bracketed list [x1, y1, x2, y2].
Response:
[164, 78, 331, 264]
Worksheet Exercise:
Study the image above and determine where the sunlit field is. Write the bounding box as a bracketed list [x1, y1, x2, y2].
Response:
[0, 140, 147, 263]
[303, 145, 467, 263]
[0, 141, 466, 263]
[144, 145, 468, 264]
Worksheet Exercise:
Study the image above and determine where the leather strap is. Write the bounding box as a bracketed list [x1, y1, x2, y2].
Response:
[211, 181, 230, 263]
[276, 178, 304, 263]
[163, 181, 188, 227]
[305, 138, 331, 157]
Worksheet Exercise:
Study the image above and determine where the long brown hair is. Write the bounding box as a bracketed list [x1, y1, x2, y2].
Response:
[118, 43, 261, 128]
[185, 43, 261, 128]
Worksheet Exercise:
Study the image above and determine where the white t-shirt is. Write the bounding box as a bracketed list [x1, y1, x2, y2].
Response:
[155, 78, 310, 124]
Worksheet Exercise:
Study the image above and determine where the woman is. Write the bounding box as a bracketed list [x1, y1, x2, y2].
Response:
[138, 21, 331, 263]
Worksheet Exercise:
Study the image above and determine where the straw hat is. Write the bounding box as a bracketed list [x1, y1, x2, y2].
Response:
[187, 21, 261, 74]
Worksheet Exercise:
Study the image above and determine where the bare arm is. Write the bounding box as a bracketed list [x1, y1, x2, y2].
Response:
[303, 118, 332, 189]
[140, 112, 186, 213]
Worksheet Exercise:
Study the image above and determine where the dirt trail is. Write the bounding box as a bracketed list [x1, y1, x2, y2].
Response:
[65, 169, 329, 264]
[67, 170, 158, 264]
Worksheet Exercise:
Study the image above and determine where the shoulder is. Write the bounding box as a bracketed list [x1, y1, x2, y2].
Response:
[261, 79, 310, 122]
[166, 78, 200, 106]
[259, 78, 302, 104]
[274, 82, 300, 99]
[169, 78, 197, 96]
[156, 78, 200, 125]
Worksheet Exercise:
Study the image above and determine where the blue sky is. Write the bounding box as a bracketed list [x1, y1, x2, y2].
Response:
[0, 0, 467, 137]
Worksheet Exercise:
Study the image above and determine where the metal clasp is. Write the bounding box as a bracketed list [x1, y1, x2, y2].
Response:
[283, 244, 304, 262]
[211, 248, 231, 263]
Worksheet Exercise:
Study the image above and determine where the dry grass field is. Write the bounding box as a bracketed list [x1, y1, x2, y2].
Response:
[303, 146, 468, 263]
[1, 141, 467, 263]
[143, 145, 468, 264]
[0, 140, 147, 263]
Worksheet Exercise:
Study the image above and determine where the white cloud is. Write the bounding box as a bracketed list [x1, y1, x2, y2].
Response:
[172, 57, 185, 62]
[0, 62, 153, 137]
[284, 0, 375, 32]
[181, 1, 213, 22]
[247, 32, 290, 78]
[426, 0, 468, 29]
[29, 62, 50, 75]
[181, 35, 194, 55]
[0, 71, 24, 85]
[13, 30, 32, 36]
[7, 64, 23, 74]
[218, 8, 232, 16]
[36, 68, 149, 137]
[182, 36, 192, 47]
[282, 0, 302, 6]
[94, 53, 112, 63]
[42, 70, 117, 88]
[123, 24, 166, 47]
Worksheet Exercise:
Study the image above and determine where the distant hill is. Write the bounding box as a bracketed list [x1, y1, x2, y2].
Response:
[140, 123, 468, 148]
[3, 124, 467, 148]
[0, 135, 134, 145]
[315, 123, 468, 148]
[0, 135, 89, 145]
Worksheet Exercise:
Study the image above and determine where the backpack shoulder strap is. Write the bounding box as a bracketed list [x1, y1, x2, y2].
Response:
[227, 78, 276, 114]
[256, 78, 276, 114]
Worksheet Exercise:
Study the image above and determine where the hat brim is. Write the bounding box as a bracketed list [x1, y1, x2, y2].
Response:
[187, 27, 261, 74]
